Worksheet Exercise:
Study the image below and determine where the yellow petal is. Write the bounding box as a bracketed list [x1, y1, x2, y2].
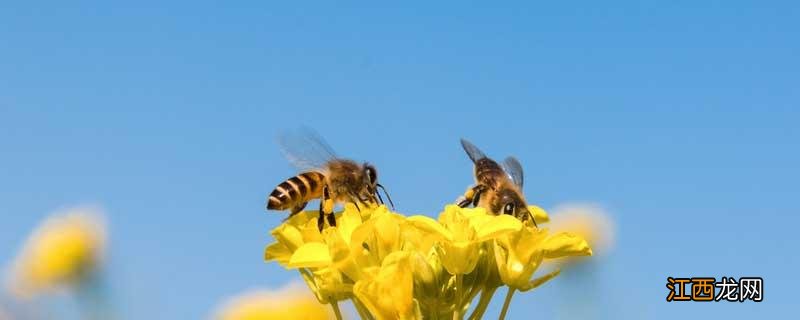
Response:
[527, 205, 550, 223]
[310, 267, 353, 302]
[319, 229, 341, 259]
[337, 206, 363, 244]
[437, 205, 462, 225]
[512, 227, 549, 264]
[300, 222, 325, 243]
[288, 242, 332, 268]
[457, 206, 488, 219]
[494, 243, 542, 289]
[264, 242, 292, 265]
[349, 220, 383, 269]
[321, 228, 363, 281]
[374, 212, 401, 259]
[406, 215, 453, 242]
[353, 251, 419, 320]
[410, 252, 436, 290]
[541, 232, 593, 259]
[271, 224, 304, 252]
[283, 210, 317, 226]
[474, 215, 522, 241]
[438, 241, 480, 275]
[400, 223, 437, 256]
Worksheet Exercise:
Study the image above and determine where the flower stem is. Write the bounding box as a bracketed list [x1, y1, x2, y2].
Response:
[468, 286, 498, 320]
[453, 274, 464, 320]
[331, 300, 344, 320]
[498, 288, 516, 320]
[352, 297, 372, 320]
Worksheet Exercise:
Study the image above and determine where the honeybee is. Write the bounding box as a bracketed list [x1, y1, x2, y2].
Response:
[266, 129, 394, 231]
[456, 139, 537, 226]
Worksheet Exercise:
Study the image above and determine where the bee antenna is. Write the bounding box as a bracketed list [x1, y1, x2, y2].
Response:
[528, 211, 538, 228]
[374, 188, 385, 205]
[376, 183, 395, 210]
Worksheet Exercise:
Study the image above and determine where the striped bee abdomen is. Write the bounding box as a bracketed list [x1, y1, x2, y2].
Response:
[267, 171, 326, 211]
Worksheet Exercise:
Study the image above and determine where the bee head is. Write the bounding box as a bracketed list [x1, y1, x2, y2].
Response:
[362, 163, 378, 189]
[496, 188, 533, 224]
[362, 163, 395, 209]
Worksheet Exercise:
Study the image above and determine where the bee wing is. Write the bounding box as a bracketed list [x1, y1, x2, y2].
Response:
[460, 138, 487, 163]
[276, 128, 338, 172]
[501, 156, 524, 189]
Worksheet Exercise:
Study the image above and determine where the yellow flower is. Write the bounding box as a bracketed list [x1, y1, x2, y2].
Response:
[493, 226, 592, 291]
[353, 251, 421, 320]
[212, 282, 334, 320]
[407, 205, 522, 275]
[5, 206, 106, 298]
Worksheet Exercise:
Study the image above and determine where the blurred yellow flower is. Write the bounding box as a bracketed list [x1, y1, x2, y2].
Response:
[6, 206, 106, 298]
[548, 203, 615, 256]
[212, 282, 334, 320]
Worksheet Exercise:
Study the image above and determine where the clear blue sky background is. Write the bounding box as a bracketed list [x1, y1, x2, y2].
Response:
[1, 1, 798, 319]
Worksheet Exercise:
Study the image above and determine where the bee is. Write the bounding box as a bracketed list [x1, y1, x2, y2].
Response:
[266, 129, 394, 231]
[456, 139, 537, 226]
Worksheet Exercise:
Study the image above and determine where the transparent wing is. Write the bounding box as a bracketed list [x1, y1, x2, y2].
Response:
[276, 127, 338, 172]
[460, 138, 487, 163]
[501, 156, 524, 188]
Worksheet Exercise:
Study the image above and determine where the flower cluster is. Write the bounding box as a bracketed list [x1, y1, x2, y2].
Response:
[265, 203, 592, 320]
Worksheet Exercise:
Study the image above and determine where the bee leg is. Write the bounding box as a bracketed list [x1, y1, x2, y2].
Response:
[362, 194, 378, 208]
[472, 188, 483, 207]
[318, 186, 334, 232]
[348, 192, 362, 212]
[457, 185, 480, 207]
[327, 212, 337, 227]
[324, 187, 338, 227]
[317, 206, 325, 232]
[317, 200, 325, 232]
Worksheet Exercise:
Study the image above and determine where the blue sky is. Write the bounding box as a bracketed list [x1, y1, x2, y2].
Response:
[1, 1, 798, 319]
